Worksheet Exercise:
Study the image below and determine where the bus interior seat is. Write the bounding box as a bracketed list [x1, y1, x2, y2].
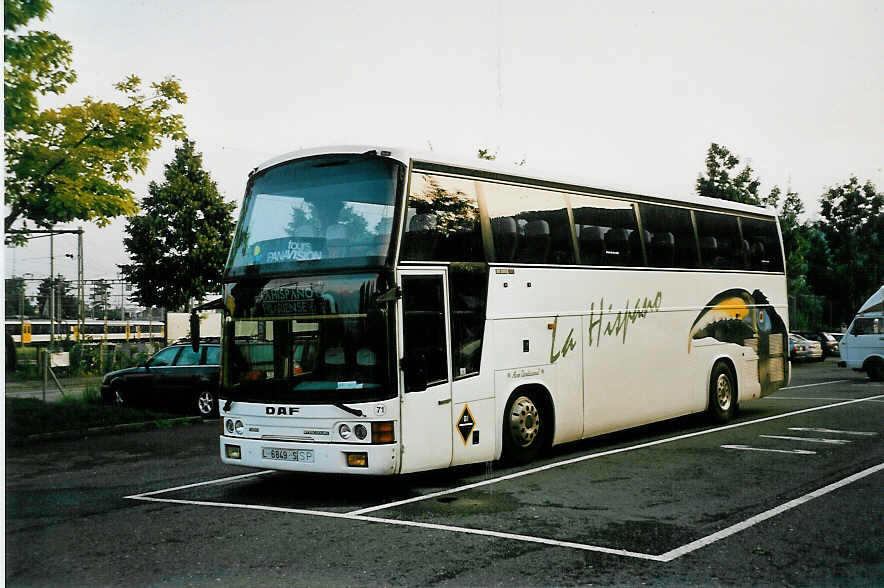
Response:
[750, 239, 766, 269]
[549, 221, 574, 264]
[578, 224, 605, 265]
[700, 236, 718, 267]
[604, 227, 631, 264]
[650, 231, 676, 267]
[326, 224, 349, 258]
[628, 229, 649, 266]
[403, 213, 438, 259]
[492, 216, 518, 262]
[521, 220, 551, 263]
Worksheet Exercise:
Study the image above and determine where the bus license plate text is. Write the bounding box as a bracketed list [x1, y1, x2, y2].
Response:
[262, 447, 314, 463]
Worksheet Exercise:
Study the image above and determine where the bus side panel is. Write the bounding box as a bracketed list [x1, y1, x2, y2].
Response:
[582, 291, 697, 438]
[490, 315, 584, 448]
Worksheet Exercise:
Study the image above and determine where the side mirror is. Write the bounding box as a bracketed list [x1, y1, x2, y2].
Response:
[190, 310, 200, 352]
[402, 352, 428, 393]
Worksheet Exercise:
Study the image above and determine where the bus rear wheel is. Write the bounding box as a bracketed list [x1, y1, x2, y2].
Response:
[708, 361, 736, 423]
[502, 391, 545, 464]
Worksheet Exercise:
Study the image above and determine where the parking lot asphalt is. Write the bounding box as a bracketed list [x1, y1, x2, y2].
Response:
[5, 358, 883, 586]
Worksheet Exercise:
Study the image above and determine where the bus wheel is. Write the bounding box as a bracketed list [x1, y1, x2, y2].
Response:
[197, 389, 217, 418]
[708, 362, 736, 423]
[867, 359, 884, 382]
[502, 392, 545, 464]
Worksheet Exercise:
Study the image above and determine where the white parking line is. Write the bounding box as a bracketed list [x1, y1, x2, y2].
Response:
[124, 394, 884, 562]
[349, 394, 883, 516]
[779, 380, 849, 390]
[126, 462, 884, 562]
[759, 435, 853, 445]
[657, 462, 884, 562]
[788, 427, 877, 436]
[125, 470, 274, 499]
[721, 445, 816, 455]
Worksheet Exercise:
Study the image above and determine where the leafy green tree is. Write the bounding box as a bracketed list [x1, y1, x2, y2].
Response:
[5, 276, 35, 316]
[4, 0, 187, 241]
[88, 278, 111, 318]
[696, 143, 762, 205]
[812, 177, 883, 326]
[120, 139, 236, 311]
[35, 274, 77, 318]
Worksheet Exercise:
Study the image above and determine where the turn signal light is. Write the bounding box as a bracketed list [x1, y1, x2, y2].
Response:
[346, 452, 368, 467]
[371, 421, 394, 444]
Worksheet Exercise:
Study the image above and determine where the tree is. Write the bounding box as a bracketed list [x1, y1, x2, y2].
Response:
[89, 278, 111, 318]
[812, 177, 883, 326]
[35, 274, 77, 319]
[5, 276, 35, 316]
[696, 143, 762, 205]
[120, 139, 236, 311]
[4, 0, 187, 242]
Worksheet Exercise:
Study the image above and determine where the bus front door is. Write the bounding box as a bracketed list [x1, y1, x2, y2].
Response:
[397, 270, 453, 473]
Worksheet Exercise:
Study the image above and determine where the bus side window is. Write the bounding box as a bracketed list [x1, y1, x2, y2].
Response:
[492, 217, 518, 262]
[578, 225, 605, 265]
[696, 211, 741, 269]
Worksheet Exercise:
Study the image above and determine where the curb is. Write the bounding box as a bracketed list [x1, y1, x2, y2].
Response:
[14, 416, 210, 445]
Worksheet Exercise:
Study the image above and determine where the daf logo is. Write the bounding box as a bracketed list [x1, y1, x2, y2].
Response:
[266, 406, 300, 415]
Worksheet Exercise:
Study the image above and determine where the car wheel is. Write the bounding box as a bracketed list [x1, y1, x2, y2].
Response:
[197, 389, 217, 418]
[501, 390, 547, 465]
[708, 361, 736, 423]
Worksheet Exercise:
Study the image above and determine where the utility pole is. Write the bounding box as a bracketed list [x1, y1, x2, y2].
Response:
[77, 228, 85, 340]
[49, 231, 55, 347]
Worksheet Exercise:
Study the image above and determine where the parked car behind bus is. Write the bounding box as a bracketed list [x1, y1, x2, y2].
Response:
[794, 330, 840, 358]
[101, 341, 220, 417]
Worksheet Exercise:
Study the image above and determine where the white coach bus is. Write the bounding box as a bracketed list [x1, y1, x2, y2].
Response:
[218, 146, 789, 474]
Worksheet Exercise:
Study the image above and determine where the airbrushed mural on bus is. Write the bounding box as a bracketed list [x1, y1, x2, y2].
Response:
[218, 146, 789, 475]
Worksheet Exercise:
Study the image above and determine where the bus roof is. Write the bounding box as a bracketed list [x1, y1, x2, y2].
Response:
[253, 145, 779, 219]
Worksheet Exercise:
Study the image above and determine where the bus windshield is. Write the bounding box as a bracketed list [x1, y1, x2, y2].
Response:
[226, 153, 404, 279]
[222, 273, 395, 403]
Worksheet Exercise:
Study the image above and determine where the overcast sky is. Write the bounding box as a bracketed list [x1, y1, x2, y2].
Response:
[5, 0, 883, 295]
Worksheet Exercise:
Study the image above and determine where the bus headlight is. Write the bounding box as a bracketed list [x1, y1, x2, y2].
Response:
[234, 420, 245, 435]
[339, 423, 352, 440]
[225, 419, 234, 434]
[354, 424, 368, 440]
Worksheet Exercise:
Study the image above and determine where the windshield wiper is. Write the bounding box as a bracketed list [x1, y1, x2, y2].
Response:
[333, 402, 364, 417]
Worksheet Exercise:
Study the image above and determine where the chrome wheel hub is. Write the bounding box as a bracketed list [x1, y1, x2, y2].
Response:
[509, 396, 540, 447]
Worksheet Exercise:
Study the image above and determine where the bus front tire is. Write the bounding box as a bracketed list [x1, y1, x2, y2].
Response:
[501, 391, 546, 465]
[708, 361, 736, 423]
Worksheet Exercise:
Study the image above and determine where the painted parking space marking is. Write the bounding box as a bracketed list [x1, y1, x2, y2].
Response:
[657, 462, 884, 562]
[788, 427, 877, 436]
[349, 394, 883, 516]
[124, 395, 884, 562]
[126, 461, 884, 562]
[125, 470, 273, 499]
[721, 445, 816, 455]
[759, 435, 852, 445]
[779, 380, 849, 390]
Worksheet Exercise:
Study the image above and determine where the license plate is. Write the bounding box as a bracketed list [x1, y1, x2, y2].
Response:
[262, 447, 314, 463]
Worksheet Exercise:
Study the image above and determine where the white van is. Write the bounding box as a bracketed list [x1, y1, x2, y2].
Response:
[839, 285, 884, 381]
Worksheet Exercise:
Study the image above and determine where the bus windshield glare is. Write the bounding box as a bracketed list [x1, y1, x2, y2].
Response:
[226, 153, 403, 279]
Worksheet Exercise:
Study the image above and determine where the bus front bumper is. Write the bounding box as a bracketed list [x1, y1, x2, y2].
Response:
[219, 436, 399, 475]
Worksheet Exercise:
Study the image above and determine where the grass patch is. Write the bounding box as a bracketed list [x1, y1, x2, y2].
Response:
[5, 396, 178, 443]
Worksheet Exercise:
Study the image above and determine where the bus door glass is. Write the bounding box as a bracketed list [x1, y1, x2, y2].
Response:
[397, 269, 452, 472]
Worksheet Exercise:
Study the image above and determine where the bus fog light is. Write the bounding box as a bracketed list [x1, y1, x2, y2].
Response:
[346, 452, 368, 467]
[354, 424, 368, 440]
[234, 420, 244, 435]
[339, 424, 352, 440]
[225, 444, 241, 459]
[225, 419, 234, 434]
